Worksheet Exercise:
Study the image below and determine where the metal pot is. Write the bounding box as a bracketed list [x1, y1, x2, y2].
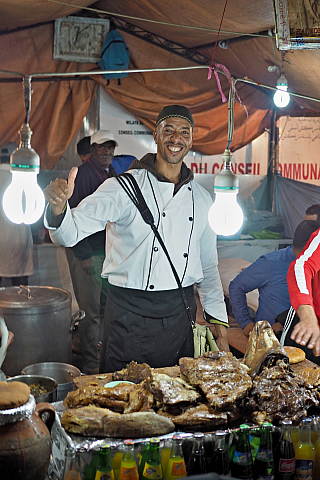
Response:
[0, 285, 84, 377]
[22, 362, 81, 401]
[7, 375, 58, 403]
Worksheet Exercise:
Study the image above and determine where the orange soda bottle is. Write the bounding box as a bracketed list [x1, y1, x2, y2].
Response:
[295, 418, 315, 480]
[164, 434, 187, 480]
[313, 417, 320, 480]
[119, 440, 139, 480]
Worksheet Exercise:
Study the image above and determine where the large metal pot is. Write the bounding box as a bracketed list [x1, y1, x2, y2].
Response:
[22, 362, 81, 401]
[7, 375, 58, 403]
[0, 285, 84, 377]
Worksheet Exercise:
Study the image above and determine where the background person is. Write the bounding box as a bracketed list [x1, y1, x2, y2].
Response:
[305, 204, 320, 221]
[76, 136, 91, 163]
[44, 104, 229, 373]
[229, 220, 320, 338]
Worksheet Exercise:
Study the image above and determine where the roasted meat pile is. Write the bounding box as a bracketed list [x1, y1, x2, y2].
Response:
[61, 321, 320, 437]
[242, 321, 319, 425]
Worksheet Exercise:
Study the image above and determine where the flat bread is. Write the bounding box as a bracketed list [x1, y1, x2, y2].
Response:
[284, 346, 306, 364]
[0, 381, 30, 410]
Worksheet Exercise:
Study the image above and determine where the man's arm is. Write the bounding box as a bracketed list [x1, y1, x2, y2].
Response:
[229, 257, 269, 333]
[287, 229, 320, 355]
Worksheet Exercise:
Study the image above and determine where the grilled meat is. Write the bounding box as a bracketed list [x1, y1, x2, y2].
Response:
[112, 360, 152, 384]
[64, 383, 136, 412]
[245, 365, 318, 425]
[147, 373, 201, 406]
[123, 381, 155, 414]
[243, 320, 289, 376]
[179, 351, 252, 410]
[157, 403, 240, 430]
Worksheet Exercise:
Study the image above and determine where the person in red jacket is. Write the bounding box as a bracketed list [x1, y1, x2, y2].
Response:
[286, 224, 320, 362]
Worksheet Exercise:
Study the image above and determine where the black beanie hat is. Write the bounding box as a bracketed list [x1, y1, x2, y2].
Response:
[156, 105, 194, 128]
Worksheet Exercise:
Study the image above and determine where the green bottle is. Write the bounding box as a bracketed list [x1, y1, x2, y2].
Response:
[138, 441, 151, 480]
[253, 422, 274, 480]
[142, 438, 163, 480]
[84, 451, 100, 480]
[95, 444, 115, 480]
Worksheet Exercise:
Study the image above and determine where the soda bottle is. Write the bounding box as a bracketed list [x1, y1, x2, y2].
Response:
[253, 423, 274, 480]
[138, 441, 150, 480]
[112, 448, 124, 480]
[164, 434, 186, 480]
[295, 418, 315, 480]
[274, 420, 295, 480]
[211, 430, 230, 476]
[84, 451, 100, 480]
[94, 444, 115, 480]
[186, 432, 207, 475]
[204, 434, 215, 473]
[119, 440, 139, 480]
[313, 418, 320, 480]
[231, 424, 254, 480]
[62, 446, 82, 480]
[142, 438, 163, 480]
[161, 439, 172, 477]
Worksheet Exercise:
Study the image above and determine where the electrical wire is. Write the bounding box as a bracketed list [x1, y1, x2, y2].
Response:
[1, 65, 320, 105]
[46, 0, 273, 38]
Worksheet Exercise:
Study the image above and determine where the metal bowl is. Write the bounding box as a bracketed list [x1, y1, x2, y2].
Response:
[7, 374, 58, 404]
[21, 362, 81, 401]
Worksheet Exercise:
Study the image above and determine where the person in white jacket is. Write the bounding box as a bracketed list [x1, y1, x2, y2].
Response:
[44, 105, 229, 373]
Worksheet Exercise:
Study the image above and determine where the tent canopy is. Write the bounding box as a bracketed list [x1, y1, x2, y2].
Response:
[1, 0, 319, 169]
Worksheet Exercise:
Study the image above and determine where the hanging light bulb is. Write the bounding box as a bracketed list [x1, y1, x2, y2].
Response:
[208, 149, 244, 236]
[2, 77, 45, 225]
[273, 73, 290, 108]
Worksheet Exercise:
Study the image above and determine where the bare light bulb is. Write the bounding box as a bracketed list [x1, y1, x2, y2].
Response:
[208, 149, 244, 237]
[3, 171, 45, 224]
[208, 191, 244, 236]
[2, 123, 45, 225]
[273, 74, 290, 108]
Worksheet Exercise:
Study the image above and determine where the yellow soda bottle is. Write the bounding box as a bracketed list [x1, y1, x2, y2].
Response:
[119, 440, 139, 480]
[164, 435, 187, 480]
[291, 426, 300, 451]
[161, 439, 172, 476]
[112, 448, 124, 480]
[295, 418, 315, 480]
[313, 418, 320, 480]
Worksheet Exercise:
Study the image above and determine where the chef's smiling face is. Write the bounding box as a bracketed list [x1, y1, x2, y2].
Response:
[91, 141, 115, 167]
[154, 117, 193, 166]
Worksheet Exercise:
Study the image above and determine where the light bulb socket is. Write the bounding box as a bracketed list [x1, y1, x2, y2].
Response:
[276, 74, 288, 89]
[214, 149, 239, 192]
[10, 123, 40, 173]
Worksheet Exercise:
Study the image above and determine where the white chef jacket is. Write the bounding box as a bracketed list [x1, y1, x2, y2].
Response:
[45, 167, 228, 325]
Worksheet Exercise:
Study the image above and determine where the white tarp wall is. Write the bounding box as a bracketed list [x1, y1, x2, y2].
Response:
[279, 116, 320, 186]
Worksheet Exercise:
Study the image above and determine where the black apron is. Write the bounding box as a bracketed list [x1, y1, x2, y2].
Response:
[99, 282, 195, 373]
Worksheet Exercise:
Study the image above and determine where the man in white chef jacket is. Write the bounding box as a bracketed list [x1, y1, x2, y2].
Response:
[44, 105, 229, 373]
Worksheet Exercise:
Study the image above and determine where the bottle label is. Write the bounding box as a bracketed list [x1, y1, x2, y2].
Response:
[295, 460, 313, 480]
[170, 461, 187, 477]
[256, 449, 273, 461]
[119, 467, 139, 480]
[233, 451, 252, 465]
[143, 463, 162, 479]
[278, 457, 295, 473]
[95, 472, 115, 480]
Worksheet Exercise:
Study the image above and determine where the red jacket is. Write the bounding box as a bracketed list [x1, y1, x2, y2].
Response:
[287, 227, 320, 325]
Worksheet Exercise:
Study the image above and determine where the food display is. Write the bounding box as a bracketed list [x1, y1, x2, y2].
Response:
[60, 321, 320, 439]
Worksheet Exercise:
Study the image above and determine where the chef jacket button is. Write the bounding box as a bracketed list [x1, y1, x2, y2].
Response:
[183, 253, 188, 258]
[154, 247, 158, 252]
[149, 285, 155, 289]
[188, 186, 192, 191]
[162, 212, 166, 217]
[189, 217, 193, 221]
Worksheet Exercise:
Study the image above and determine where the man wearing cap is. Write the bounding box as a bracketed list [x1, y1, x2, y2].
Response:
[65, 130, 121, 374]
[44, 105, 229, 373]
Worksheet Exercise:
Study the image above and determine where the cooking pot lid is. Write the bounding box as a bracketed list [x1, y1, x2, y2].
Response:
[0, 286, 71, 309]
